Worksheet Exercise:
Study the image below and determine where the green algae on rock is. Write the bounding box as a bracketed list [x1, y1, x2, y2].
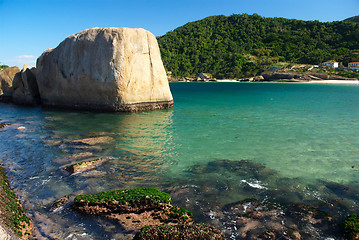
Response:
[341, 214, 359, 240]
[0, 165, 32, 239]
[133, 223, 225, 240]
[73, 188, 193, 232]
[74, 187, 171, 206]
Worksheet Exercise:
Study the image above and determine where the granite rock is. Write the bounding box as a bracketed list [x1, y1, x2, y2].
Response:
[36, 27, 173, 112]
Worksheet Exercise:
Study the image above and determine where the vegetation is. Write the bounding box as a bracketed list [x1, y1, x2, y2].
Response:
[0, 65, 9, 70]
[341, 214, 359, 239]
[133, 223, 225, 240]
[0, 165, 31, 238]
[74, 187, 171, 206]
[344, 16, 359, 23]
[157, 14, 359, 79]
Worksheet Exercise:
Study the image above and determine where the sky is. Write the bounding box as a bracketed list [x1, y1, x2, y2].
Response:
[0, 0, 358, 68]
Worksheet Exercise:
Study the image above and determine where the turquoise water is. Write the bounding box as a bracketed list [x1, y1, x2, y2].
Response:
[1, 82, 359, 239]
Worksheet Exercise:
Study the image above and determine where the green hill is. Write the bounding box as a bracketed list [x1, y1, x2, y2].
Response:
[344, 16, 359, 23]
[157, 14, 359, 79]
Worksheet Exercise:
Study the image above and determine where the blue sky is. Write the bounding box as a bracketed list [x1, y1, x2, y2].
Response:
[0, 0, 358, 68]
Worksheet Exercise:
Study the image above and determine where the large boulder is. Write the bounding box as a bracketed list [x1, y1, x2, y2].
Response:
[0, 66, 20, 96]
[36, 27, 173, 112]
[11, 65, 40, 105]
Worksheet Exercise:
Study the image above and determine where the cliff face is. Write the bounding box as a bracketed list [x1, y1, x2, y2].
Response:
[36, 27, 173, 112]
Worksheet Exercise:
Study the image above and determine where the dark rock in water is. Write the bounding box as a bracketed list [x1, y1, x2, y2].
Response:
[49, 196, 71, 212]
[322, 180, 359, 199]
[189, 159, 278, 181]
[0, 123, 10, 129]
[73, 188, 193, 232]
[133, 223, 225, 240]
[215, 199, 339, 239]
[61, 157, 109, 175]
[70, 136, 114, 146]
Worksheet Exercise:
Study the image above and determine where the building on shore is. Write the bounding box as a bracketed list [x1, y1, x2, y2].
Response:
[348, 62, 359, 70]
[322, 60, 339, 68]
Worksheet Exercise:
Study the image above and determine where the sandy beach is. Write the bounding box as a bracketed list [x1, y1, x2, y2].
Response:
[307, 80, 359, 84]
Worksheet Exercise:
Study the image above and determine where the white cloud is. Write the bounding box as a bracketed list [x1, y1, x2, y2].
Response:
[14, 55, 37, 68]
[18, 55, 37, 59]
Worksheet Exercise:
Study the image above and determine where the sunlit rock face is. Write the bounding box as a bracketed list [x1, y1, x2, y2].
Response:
[36, 27, 173, 112]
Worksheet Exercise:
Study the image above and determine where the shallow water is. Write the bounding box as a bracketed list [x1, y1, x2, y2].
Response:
[1, 82, 359, 239]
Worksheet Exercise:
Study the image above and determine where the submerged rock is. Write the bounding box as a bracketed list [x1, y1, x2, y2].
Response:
[215, 199, 337, 239]
[49, 196, 70, 212]
[71, 136, 114, 146]
[36, 27, 173, 112]
[0, 123, 10, 129]
[62, 157, 109, 174]
[133, 223, 225, 240]
[73, 188, 193, 232]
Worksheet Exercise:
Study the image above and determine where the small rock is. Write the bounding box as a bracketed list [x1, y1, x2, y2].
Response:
[49, 196, 70, 212]
[71, 136, 114, 146]
[0, 123, 10, 129]
[62, 157, 109, 174]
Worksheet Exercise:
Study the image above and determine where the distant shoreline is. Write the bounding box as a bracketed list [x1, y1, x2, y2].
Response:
[170, 79, 359, 84]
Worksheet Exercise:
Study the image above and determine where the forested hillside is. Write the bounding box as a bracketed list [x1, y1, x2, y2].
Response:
[344, 16, 359, 23]
[157, 14, 359, 78]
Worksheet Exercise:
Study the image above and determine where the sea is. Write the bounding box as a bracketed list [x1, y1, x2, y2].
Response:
[1, 82, 359, 239]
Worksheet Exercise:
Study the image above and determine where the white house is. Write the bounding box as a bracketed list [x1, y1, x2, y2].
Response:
[323, 61, 339, 68]
[348, 62, 359, 70]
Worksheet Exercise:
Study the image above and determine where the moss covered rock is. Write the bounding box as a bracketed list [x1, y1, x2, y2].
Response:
[0, 164, 32, 239]
[73, 188, 193, 231]
[133, 223, 225, 240]
[341, 214, 359, 239]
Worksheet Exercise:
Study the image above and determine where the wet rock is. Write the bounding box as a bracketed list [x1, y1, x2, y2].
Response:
[52, 152, 94, 165]
[0, 123, 10, 129]
[0, 221, 20, 240]
[133, 223, 225, 240]
[322, 180, 359, 199]
[73, 188, 193, 232]
[62, 157, 109, 174]
[49, 196, 70, 212]
[212, 199, 338, 239]
[71, 136, 114, 146]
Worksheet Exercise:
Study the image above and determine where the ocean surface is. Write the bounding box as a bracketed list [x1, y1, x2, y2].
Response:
[1, 82, 359, 239]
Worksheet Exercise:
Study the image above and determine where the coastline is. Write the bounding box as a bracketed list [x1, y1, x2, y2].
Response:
[170, 79, 359, 84]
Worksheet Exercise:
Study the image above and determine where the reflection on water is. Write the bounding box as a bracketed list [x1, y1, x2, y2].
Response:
[0, 104, 177, 239]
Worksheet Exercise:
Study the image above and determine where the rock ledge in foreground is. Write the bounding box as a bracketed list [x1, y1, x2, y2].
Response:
[73, 188, 193, 231]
